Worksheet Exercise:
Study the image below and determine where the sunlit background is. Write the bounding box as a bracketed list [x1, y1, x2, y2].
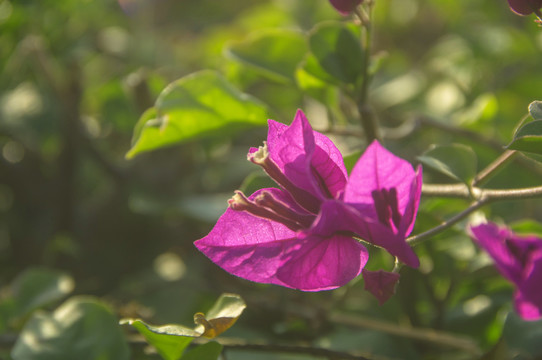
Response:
[2, 0, 542, 358]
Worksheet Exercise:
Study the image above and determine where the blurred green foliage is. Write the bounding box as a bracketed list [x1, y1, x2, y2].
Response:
[2, 0, 542, 359]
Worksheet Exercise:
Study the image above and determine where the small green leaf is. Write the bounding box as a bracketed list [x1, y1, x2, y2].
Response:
[131, 107, 157, 146]
[127, 70, 268, 159]
[120, 319, 198, 360]
[528, 101, 542, 121]
[508, 120, 542, 154]
[12, 296, 130, 360]
[121, 293, 245, 360]
[418, 144, 477, 184]
[11, 267, 74, 317]
[194, 293, 246, 338]
[239, 171, 277, 196]
[295, 54, 340, 103]
[226, 29, 308, 83]
[510, 219, 542, 237]
[181, 342, 223, 360]
[343, 150, 362, 174]
[308, 21, 364, 85]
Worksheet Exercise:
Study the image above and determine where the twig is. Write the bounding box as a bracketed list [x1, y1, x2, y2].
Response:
[329, 313, 481, 355]
[407, 200, 489, 246]
[127, 334, 371, 360]
[354, 3, 380, 143]
[417, 115, 542, 179]
[416, 116, 502, 151]
[472, 150, 518, 187]
[423, 183, 542, 200]
[414, 182, 542, 246]
[214, 338, 371, 360]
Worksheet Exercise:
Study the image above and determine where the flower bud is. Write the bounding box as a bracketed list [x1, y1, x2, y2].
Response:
[507, 0, 542, 15]
[329, 0, 364, 15]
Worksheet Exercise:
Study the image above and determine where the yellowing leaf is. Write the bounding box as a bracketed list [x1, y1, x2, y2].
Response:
[120, 293, 246, 359]
[193, 293, 246, 339]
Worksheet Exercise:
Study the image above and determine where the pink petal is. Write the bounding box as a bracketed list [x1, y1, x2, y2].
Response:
[312, 130, 349, 198]
[308, 200, 420, 268]
[343, 140, 417, 216]
[515, 249, 542, 321]
[194, 190, 299, 286]
[277, 234, 368, 291]
[267, 110, 347, 202]
[398, 165, 423, 237]
[470, 223, 525, 284]
[362, 269, 401, 305]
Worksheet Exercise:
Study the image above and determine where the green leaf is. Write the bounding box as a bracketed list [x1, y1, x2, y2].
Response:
[194, 293, 247, 338]
[120, 319, 198, 360]
[126, 70, 268, 159]
[418, 144, 477, 183]
[308, 21, 364, 85]
[131, 107, 157, 146]
[528, 100, 542, 120]
[295, 54, 340, 103]
[11, 267, 74, 317]
[343, 150, 362, 174]
[181, 342, 223, 360]
[510, 219, 542, 237]
[239, 171, 277, 196]
[502, 312, 542, 357]
[121, 293, 246, 359]
[11, 296, 130, 360]
[508, 120, 542, 154]
[226, 29, 308, 83]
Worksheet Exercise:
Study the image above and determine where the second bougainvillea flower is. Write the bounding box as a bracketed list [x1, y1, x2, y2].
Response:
[470, 222, 542, 321]
[195, 110, 421, 291]
[507, 0, 542, 15]
[329, 0, 363, 15]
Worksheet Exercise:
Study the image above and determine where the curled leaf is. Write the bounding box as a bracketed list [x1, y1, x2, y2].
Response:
[194, 293, 247, 339]
[120, 293, 246, 359]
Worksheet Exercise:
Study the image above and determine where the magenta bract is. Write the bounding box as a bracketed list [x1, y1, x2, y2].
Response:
[507, 0, 542, 15]
[195, 110, 421, 291]
[329, 0, 363, 15]
[470, 222, 542, 321]
[362, 269, 401, 305]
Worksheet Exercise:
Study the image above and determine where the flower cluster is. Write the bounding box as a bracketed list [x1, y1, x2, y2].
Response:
[470, 222, 542, 321]
[507, 0, 542, 15]
[195, 110, 422, 301]
[329, 0, 364, 15]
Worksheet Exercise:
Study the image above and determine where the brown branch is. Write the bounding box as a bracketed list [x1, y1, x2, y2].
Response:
[127, 334, 372, 360]
[215, 338, 371, 360]
[329, 313, 481, 355]
[417, 115, 542, 179]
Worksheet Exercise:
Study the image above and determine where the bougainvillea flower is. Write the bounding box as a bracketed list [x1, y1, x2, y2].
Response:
[470, 222, 542, 321]
[329, 0, 363, 15]
[195, 110, 421, 291]
[362, 269, 401, 305]
[507, 0, 542, 15]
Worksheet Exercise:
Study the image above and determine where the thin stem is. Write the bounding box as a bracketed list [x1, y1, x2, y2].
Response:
[423, 183, 542, 201]
[329, 313, 481, 355]
[417, 115, 542, 179]
[407, 200, 489, 246]
[354, 3, 380, 143]
[413, 182, 542, 245]
[472, 150, 518, 187]
[196, 338, 370, 360]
